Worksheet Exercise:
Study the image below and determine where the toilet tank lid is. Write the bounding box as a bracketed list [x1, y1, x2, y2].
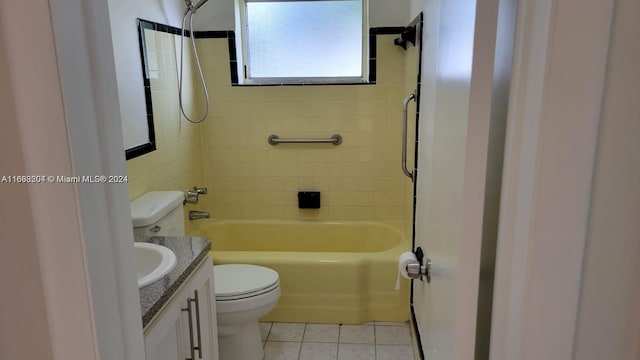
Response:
[130, 191, 184, 227]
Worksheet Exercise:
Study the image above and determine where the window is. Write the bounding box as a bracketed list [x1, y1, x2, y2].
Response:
[237, 0, 368, 84]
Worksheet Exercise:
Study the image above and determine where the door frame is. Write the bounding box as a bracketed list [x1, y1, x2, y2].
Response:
[489, 0, 615, 359]
[49, 0, 147, 358]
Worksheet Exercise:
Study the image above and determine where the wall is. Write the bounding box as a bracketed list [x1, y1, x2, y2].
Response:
[121, 0, 415, 225]
[196, 35, 411, 221]
[194, 0, 410, 30]
[125, 28, 205, 234]
[112, 0, 411, 154]
[109, 0, 206, 233]
[0, 17, 54, 359]
[107, 0, 187, 151]
[0, 0, 112, 358]
[573, 0, 640, 357]
[488, 0, 615, 358]
[126, 30, 203, 200]
[410, 0, 424, 20]
[52, 0, 153, 354]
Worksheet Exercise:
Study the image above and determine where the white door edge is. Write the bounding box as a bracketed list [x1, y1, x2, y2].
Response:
[489, 0, 614, 359]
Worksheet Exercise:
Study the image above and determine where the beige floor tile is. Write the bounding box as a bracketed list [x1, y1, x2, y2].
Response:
[260, 322, 273, 341]
[299, 342, 339, 360]
[304, 324, 340, 343]
[337, 344, 375, 360]
[375, 345, 414, 360]
[339, 325, 375, 344]
[374, 325, 411, 345]
[270, 323, 306, 342]
[264, 341, 301, 360]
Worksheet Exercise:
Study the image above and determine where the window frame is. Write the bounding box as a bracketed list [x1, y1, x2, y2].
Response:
[236, 0, 370, 85]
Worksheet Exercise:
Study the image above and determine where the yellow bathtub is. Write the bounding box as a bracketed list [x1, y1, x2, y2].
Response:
[192, 220, 411, 324]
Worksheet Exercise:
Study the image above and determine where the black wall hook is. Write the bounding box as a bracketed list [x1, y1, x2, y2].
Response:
[394, 26, 417, 50]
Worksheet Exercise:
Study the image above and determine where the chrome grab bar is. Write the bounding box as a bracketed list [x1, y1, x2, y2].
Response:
[402, 91, 416, 182]
[268, 134, 343, 145]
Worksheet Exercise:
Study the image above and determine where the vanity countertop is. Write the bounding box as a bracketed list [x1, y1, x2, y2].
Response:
[137, 236, 211, 328]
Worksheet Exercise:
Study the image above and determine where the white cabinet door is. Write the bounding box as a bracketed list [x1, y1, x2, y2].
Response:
[145, 259, 219, 360]
[144, 293, 189, 360]
[182, 260, 219, 360]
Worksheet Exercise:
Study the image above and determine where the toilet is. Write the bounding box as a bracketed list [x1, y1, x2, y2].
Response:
[130, 191, 186, 237]
[214, 264, 281, 360]
[131, 191, 281, 360]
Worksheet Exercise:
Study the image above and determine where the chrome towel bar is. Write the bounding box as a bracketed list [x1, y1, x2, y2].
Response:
[268, 134, 343, 145]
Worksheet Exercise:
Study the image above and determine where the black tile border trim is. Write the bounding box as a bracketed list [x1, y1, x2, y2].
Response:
[409, 12, 424, 251]
[139, 18, 191, 37]
[370, 26, 407, 35]
[127, 19, 160, 161]
[407, 11, 425, 360]
[138, 19, 408, 87]
[194, 30, 232, 39]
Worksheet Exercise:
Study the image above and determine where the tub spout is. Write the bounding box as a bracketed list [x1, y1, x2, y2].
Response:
[189, 210, 210, 220]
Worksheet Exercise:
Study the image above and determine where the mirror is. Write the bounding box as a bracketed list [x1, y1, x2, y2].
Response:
[124, 20, 158, 160]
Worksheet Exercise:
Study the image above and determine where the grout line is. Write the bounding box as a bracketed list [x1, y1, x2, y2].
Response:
[373, 324, 378, 358]
[297, 324, 307, 360]
[265, 322, 272, 342]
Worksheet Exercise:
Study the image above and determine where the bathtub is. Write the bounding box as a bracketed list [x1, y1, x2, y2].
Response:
[192, 220, 410, 324]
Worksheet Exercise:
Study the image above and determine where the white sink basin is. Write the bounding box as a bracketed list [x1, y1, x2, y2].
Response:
[134, 242, 177, 288]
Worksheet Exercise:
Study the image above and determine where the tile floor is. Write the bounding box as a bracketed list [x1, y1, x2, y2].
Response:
[259, 322, 416, 360]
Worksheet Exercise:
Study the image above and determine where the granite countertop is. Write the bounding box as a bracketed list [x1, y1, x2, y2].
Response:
[137, 236, 211, 328]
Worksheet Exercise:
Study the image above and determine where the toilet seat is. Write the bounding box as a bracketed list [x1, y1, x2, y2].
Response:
[214, 264, 280, 301]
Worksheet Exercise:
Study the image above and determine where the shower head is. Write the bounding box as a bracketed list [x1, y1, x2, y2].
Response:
[184, 0, 207, 14]
[193, 0, 209, 12]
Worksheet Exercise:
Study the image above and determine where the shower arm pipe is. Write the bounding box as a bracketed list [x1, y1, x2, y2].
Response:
[193, 0, 208, 12]
[402, 91, 416, 182]
[184, 0, 208, 13]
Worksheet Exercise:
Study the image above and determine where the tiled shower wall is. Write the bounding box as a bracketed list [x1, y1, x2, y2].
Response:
[125, 29, 204, 233]
[195, 35, 412, 222]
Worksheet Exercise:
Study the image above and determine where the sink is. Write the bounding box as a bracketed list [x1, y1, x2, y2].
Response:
[134, 242, 177, 288]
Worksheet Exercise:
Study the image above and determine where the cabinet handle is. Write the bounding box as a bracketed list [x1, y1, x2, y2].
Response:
[182, 299, 196, 360]
[193, 290, 203, 359]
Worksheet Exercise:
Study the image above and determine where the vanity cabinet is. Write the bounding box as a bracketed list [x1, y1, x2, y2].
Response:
[144, 259, 219, 360]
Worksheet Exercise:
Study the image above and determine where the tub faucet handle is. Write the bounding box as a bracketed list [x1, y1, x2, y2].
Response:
[184, 189, 199, 205]
[193, 186, 208, 195]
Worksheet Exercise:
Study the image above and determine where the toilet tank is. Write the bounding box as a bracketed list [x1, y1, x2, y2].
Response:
[130, 191, 185, 237]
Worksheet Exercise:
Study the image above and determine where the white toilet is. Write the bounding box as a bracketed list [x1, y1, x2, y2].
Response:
[131, 191, 281, 360]
[131, 191, 186, 237]
[214, 264, 281, 360]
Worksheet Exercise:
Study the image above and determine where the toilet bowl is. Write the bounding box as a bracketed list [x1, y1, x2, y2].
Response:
[131, 192, 280, 360]
[214, 264, 281, 360]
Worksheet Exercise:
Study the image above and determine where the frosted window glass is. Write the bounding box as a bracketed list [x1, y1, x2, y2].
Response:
[246, 0, 363, 79]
